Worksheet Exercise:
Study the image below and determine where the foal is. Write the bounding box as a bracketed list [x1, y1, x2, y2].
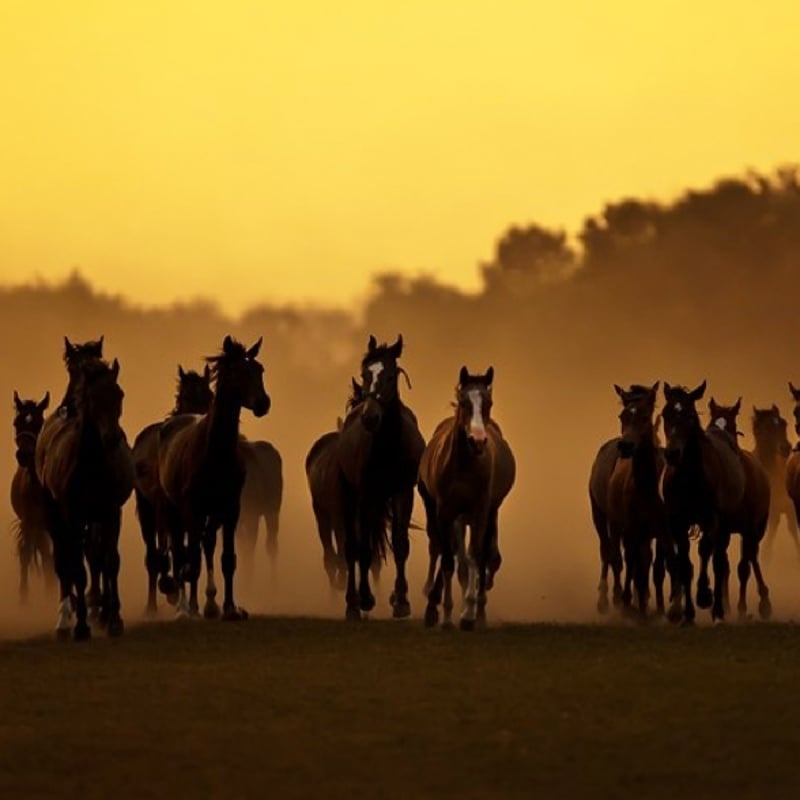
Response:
[418, 366, 516, 630]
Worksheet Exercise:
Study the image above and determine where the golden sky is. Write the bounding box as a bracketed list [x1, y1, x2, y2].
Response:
[1, 1, 799, 315]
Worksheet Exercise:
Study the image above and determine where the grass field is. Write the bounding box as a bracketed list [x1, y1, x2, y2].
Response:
[2, 618, 800, 800]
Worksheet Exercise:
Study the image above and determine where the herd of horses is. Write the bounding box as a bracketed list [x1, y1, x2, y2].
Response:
[590, 380, 800, 625]
[9, 333, 516, 639]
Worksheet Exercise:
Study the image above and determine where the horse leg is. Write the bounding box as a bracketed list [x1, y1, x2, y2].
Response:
[342, 493, 361, 621]
[762, 512, 779, 563]
[461, 509, 489, 631]
[46, 497, 74, 639]
[652, 539, 666, 616]
[711, 528, 730, 623]
[314, 507, 338, 593]
[485, 509, 501, 591]
[608, 527, 624, 608]
[40, 529, 58, 601]
[104, 509, 124, 637]
[789, 501, 800, 561]
[165, 505, 190, 619]
[203, 522, 221, 619]
[591, 500, 611, 613]
[137, 489, 160, 617]
[747, 519, 772, 620]
[357, 504, 377, 614]
[389, 488, 413, 619]
[423, 535, 439, 599]
[736, 535, 750, 621]
[17, 524, 31, 606]
[85, 525, 103, 624]
[621, 532, 636, 612]
[424, 565, 443, 628]
[455, 519, 468, 599]
[69, 521, 91, 641]
[696, 531, 714, 610]
[185, 515, 203, 618]
[236, 512, 257, 594]
[265, 505, 280, 583]
[221, 502, 248, 621]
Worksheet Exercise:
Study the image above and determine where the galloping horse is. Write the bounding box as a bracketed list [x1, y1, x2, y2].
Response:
[10, 391, 55, 603]
[589, 384, 664, 614]
[36, 357, 134, 639]
[157, 336, 270, 621]
[751, 404, 800, 560]
[306, 378, 366, 592]
[705, 398, 772, 619]
[784, 383, 800, 553]
[660, 381, 745, 623]
[418, 366, 515, 630]
[132, 365, 214, 615]
[603, 382, 668, 619]
[336, 335, 424, 621]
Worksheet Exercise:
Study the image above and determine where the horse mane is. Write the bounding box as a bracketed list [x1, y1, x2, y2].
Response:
[204, 338, 248, 382]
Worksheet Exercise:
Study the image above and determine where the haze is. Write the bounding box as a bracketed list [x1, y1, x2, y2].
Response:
[3, 2, 800, 313]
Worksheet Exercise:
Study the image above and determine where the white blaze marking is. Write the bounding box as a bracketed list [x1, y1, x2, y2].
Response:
[367, 362, 383, 393]
[24, 413, 32, 424]
[468, 389, 486, 439]
[674, 402, 683, 412]
[714, 418, 727, 430]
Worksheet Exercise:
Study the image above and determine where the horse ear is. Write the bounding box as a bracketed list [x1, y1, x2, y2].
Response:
[613, 384, 625, 400]
[368, 335, 377, 352]
[459, 366, 469, 386]
[223, 335, 235, 354]
[111, 358, 120, 379]
[690, 380, 707, 401]
[246, 337, 263, 359]
[40, 391, 50, 411]
[651, 381, 660, 394]
[772, 403, 780, 414]
[351, 376, 361, 394]
[790, 382, 800, 401]
[734, 398, 742, 414]
[178, 365, 186, 379]
[13, 390, 22, 411]
[709, 397, 718, 412]
[97, 334, 104, 350]
[663, 381, 673, 397]
[389, 334, 403, 359]
[64, 336, 74, 357]
[485, 366, 494, 385]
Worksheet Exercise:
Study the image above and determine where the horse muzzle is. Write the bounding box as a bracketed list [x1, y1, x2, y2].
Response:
[468, 430, 488, 455]
[253, 396, 271, 418]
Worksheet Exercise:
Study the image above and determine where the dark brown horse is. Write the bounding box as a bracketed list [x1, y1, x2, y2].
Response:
[157, 336, 270, 621]
[56, 336, 105, 415]
[784, 383, 800, 555]
[336, 335, 425, 621]
[589, 383, 665, 614]
[132, 365, 214, 615]
[660, 381, 745, 623]
[704, 398, 772, 619]
[418, 366, 515, 630]
[10, 390, 55, 603]
[751, 404, 800, 560]
[237, 439, 283, 586]
[603, 382, 670, 619]
[35, 357, 134, 639]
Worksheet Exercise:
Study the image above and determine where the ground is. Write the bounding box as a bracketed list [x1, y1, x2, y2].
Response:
[1, 618, 799, 799]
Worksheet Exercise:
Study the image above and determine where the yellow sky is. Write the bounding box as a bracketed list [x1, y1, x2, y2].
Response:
[1, 1, 799, 315]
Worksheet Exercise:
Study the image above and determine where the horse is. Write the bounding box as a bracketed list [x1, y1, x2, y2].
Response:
[603, 382, 670, 620]
[237, 439, 283, 586]
[306, 378, 366, 592]
[660, 381, 745, 623]
[589, 383, 667, 614]
[751, 403, 800, 560]
[705, 398, 772, 619]
[336, 334, 425, 621]
[35, 357, 134, 639]
[132, 365, 214, 615]
[10, 390, 55, 603]
[784, 382, 800, 555]
[157, 336, 270, 621]
[418, 366, 515, 630]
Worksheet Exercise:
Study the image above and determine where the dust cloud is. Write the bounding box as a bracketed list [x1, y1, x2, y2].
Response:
[3, 169, 800, 637]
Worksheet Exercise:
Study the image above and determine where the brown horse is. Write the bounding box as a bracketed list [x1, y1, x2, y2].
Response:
[132, 365, 214, 615]
[704, 398, 772, 619]
[237, 439, 283, 585]
[36, 357, 134, 639]
[336, 335, 425, 621]
[784, 383, 800, 554]
[589, 383, 665, 614]
[660, 381, 746, 623]
[10, 390, 55, 603]
[751, 403, 800, 560]
[157, 336, 270, 621]
[603, 382, 670, 619]
[418, 366, 515, 630]
[56, 336, 105, 415]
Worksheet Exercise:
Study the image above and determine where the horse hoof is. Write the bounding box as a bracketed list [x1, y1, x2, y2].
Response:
[359, 594, 376, 613]
[392, 600, 411, 619]
[459, 617, 476, 632]
[221, 606, 249, 622]
[203, 600, 221, 620]
[158, 576, 178, 596]
[666, 606, 683, 625]
[107, 617, 124, 637]
[424, 606, 439, 628]
[74, 623, 92, 642]
[55, 627, 71, 642]
[441, 619, 456, 631]
[759, 597, 773, 620]
[597, 595, 610, 614]
[144, 604, 158, 619]
[680, 617, 695, 628]
[696, 586, 713, 609]
[166, 592, 179, 607]
[345, 606, 362, 622]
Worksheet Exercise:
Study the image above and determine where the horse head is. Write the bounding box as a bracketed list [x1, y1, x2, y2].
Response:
[176, 364, 214, 415]
[753, 403, 791, 458]
[13, 390, 49, 467]
[788, 382, 800, 438]
[662, 380, 707, 466]
[76, 358, 125, 448]
[206, 335, 270, 417]
[358, 334, 404, 433]
[613, 382, 659, 459]
[455, 365, 494, 455]
[708, 396, 742, 438]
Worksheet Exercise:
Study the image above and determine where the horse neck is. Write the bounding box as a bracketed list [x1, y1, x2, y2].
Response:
[632, 432, 659, 486]
[206, 381, 242, 459]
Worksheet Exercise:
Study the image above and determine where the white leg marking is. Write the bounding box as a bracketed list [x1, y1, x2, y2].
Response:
[460, 558, 479, 623]
[56, 597, 73, 632]
[175, 587, 191, 619]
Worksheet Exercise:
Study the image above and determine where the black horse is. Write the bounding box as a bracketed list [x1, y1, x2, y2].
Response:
[10, 390, 55, 603]
[336, 335, 425, 620]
